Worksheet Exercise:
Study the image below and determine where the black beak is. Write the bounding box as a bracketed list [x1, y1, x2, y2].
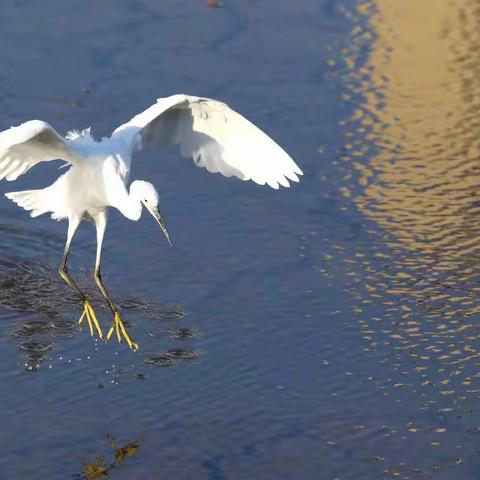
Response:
[148, 206, 172, 247]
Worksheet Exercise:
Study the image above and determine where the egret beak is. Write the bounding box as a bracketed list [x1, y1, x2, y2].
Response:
[147, 205, 172, 247]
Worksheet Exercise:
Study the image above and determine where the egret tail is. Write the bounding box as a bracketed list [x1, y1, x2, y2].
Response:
[5, 172, 68, 220]
[5, 189, 51, 218]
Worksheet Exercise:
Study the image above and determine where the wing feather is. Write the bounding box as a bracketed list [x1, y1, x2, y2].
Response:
[0, 120, 80, 181]
[112, 94, 302, 189]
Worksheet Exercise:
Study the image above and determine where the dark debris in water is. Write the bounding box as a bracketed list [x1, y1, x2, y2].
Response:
[50, 319, 77, 330]
[171, 327, 199, 340]
[120, 297, 186, 321]
[145, 327, 198, 339]
[164, 348, 200, 360]
[143, 355, 174, 367]
[73, 434, 142, 480]
[10, 320, 54, 337]
[143, 348, 201, 367]
[0, 259, 197, 373]
[50, 87, 93, 119]
[24, 354, 46, 372]
[0, 258, 186, 319]
[18, 341, 53, 353]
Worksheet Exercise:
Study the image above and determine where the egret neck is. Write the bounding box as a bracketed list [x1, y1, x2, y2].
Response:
[115, 181, 145, 221]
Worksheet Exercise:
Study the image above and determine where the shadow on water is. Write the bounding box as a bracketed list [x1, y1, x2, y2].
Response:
[0, 257, 199, 372]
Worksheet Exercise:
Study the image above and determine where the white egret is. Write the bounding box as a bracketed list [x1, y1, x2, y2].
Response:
[0, 94, 302, 349]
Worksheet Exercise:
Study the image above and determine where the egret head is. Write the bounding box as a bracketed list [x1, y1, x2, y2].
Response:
[131, 180, 172, 247]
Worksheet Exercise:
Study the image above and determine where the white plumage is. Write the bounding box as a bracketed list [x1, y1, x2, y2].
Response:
[112, 94, 302, 189]
[0, 94, 303, 348]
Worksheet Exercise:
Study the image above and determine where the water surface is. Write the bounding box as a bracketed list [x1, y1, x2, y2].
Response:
[1, 1, 480, 479]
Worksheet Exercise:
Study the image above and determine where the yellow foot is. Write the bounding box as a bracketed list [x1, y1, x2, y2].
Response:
[106, 312, 138, 350]
[78, 300, 103, 339]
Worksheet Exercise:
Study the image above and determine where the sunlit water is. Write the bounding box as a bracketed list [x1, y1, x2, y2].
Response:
[1, 1, 480, 479]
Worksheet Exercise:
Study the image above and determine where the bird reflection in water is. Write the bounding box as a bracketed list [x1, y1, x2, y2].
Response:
[74, 434, 142, 480]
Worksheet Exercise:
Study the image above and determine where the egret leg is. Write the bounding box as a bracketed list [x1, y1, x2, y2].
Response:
[93, 212, 138, 350]
[59, 217, 103, 339]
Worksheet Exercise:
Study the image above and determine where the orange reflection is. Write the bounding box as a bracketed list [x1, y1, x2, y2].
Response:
[337, 0, 480, 400]
[343, 0, 480, 312]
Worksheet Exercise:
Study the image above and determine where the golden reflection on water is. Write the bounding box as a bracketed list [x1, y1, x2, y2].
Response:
[338, 0, 480, 399]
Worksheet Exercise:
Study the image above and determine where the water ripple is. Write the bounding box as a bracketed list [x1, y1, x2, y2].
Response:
[322, 0, 480, 474]
[0, 259, 193, 372]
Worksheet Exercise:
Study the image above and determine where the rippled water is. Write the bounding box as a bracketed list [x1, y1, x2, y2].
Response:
[1, 0, 480, 479]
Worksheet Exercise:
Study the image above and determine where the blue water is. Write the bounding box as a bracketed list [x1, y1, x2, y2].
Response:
[1, 1, 480, 479]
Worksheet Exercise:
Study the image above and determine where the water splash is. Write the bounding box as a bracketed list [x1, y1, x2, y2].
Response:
[0, 259, 193, 372]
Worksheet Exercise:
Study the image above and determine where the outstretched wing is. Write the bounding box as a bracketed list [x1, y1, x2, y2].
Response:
[112, 94, 302, 189]
[0, 120, 81, 181]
